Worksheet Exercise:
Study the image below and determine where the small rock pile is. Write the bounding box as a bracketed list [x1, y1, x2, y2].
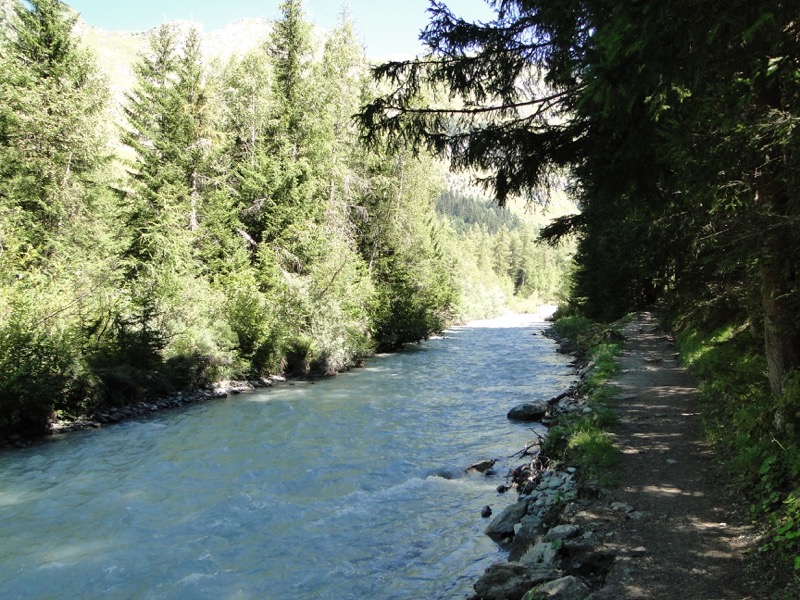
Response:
[506, 380, 595, 427]
[475, 466, 612, 600]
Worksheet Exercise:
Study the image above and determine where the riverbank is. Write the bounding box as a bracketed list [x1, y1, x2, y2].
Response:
[0, 311, 571, 598]
[3, 306, 559, 450]
[0, 376, 287, 448]
[468, 312, 763, 599]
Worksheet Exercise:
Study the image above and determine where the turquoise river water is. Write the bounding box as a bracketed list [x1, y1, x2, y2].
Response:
[0, 314, 573, 599]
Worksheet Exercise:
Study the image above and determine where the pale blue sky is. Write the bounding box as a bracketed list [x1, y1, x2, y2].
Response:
[66, 0, 496, 60]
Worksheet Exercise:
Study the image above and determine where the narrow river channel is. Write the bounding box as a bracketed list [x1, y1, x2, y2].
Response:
[0, 314, 573, 599]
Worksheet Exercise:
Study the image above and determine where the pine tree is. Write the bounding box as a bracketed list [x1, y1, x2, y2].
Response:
[0, 0, 114, 435]
[359, 0, 800, 398]
[0, 0, 108, 268]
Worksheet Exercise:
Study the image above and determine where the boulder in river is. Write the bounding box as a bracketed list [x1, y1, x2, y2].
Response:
[485, 499, 530, 541]
[466, 458, 497, 473]
[507, 401, 548, 422]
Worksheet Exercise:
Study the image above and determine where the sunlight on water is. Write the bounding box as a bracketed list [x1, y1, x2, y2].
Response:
[0, 315, 573, 599]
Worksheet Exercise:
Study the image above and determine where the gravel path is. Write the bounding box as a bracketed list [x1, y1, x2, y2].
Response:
[583, 313, 758, 599]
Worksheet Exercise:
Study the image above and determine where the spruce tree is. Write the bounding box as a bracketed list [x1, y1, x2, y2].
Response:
[240, 0, 319, 251]
[0, 0, 108, 268]
[359, 0, 800, 398]
[0, 0, 113, 435]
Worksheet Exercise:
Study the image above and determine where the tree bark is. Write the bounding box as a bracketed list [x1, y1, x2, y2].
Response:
[757, 178, 800, 400]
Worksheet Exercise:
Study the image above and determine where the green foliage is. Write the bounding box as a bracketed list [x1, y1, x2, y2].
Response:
[435, 190, 523, 234]
[677, 323, 800, 587]
[360, 8, 800, 536]
[566, 427, 619, 475]
[543, 408, 620, 484]
[434, 187, 574, 320]
[550, 316, 593, 345]
[549, 315, 624, 374]
[0, 302, 95, 436]
[542, 315, 621, 483]
[771, 493, 800, 572]
[1, 0, 572, 441]
[589, 343, 622, 379]
[0, 0, 109, 267]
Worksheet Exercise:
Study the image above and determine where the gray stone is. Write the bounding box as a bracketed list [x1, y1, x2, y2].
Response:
[540, 491, 557, 506]
[508, 401, 549, 422]
[467, 458, 498, 473]
[485, 500, 530, 541]
[520, 542, 560, 568]
[562, 532, 600, 554]
[578, 361, 596, 378]
[610, 502, 635, 513]
[543, 524, 581, 543]
[473, 562, 561, 600]
[521, 575, 590, 600]
[547, 388, 575, 405]
[509, 515, 545, 561]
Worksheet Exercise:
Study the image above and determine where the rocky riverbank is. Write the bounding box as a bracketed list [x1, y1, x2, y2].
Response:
[1, 375, 294, 449]
[466, 343, 614, 600]
[465, 313, 758, 600]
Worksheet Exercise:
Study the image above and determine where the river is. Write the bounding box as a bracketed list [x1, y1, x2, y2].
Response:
[0, 314, 573, 599]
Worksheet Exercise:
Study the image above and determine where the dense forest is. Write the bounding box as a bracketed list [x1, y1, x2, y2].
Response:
[3, 0, 800, 586]
[359, 0, 800, 583]
[0, 0, 571, 439]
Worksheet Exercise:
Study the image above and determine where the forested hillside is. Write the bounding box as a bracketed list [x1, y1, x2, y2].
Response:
[360, 0, 800, 586]
[0, 0, 571, 439]
[436, 190, 572, 313]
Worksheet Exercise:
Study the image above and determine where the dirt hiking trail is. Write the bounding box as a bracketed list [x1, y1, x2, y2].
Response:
[580, 312, 759, 599]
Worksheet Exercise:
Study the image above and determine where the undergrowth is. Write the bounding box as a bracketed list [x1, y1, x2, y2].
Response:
[677, 323, 800, 595]
[545, 314, 624, 484]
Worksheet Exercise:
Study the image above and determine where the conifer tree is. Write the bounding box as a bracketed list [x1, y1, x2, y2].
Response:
[122, 24, 192, 274]
[237, 0, 319, 252]
[359, 0, 800, 398]
[122, 25, 229, 276]
[0, 0, 113, 435]
[0, 0, 108, 269]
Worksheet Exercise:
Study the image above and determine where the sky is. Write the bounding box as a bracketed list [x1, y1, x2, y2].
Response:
[66, 0, 497, 60]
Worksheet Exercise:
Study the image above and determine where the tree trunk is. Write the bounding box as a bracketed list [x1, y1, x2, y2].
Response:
[757, 178, 800, 401]
[761, 254, 800, 398]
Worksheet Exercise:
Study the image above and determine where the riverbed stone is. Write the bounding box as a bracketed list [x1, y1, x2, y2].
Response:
[473, 562, 562, 600]
[509, 515, 545, 561]
[578, 361, 596, 378]
[547, 388, 575, 405]
[543, 524, 581, 543]
[507, 401, 549, 422]
[521, 575, 589, 600]
[520, 542, 560, 568]
[486, 500, 530, 541]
